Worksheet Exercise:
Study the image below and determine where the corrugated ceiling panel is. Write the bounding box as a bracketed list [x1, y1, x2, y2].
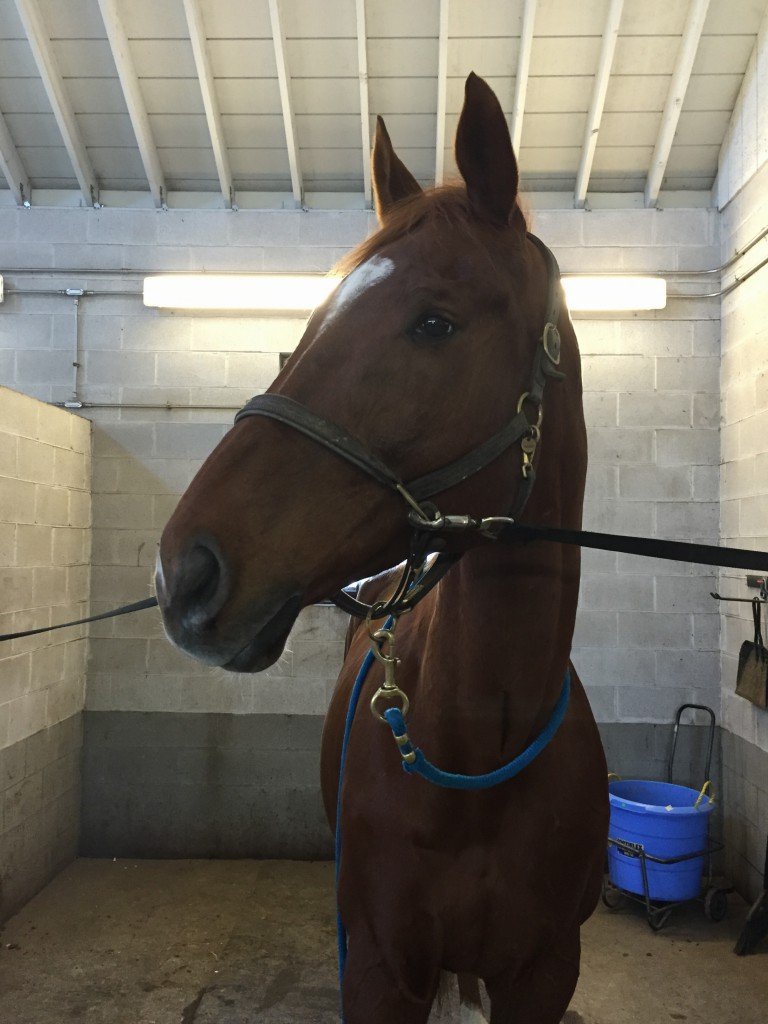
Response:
[674, 110, 733, 147]
[694, 35, 758, 75]
[76, 113, 137, 148]
[0, 77, 50, 114]
[2, 111, 61, 147]
[66, 78, 129, 114]
[291, 78, 359, 115]
[519, 147, 580, 173]
[147, 114, 213, 149]
[140, 79, 206, 116]
[368, 38, 438, 77]
[518, 112, 585, 150]
[533, 0, 609, 37]
[199, 0, 271, 38]
[684, 74, 744, 112]
[369, 79, 437, 115]
[221, 114, 293, 150]
[525, 77, 593, 114]
[296, 113, 360, 150]
[599, 112, 661, 149]
[39, 0, 103, 38]
[368, 0, 438, 37]
[619, 0, 687, 35]
[281, 0, 355, 38]
[704, 0, 766, 36]
[284, 39, 358, 78]
[213, 78, 283, 116]
[448, 0, 520, 37]
[130, 39, 198, 78]
[613, 36, 679, 76]
[0, 0, 25, 37]
[0, 39, 41, 76]
[114, 0, 189, 38]
[447, 38, 518, 78]
[50, 39, 116, 78]
[530, 37, 602, 77]
[592, 146, 653, 174]
[603, 76, 670, 113]
[87, 146, 149, 182]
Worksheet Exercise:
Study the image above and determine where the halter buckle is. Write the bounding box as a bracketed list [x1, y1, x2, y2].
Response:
[542, 322, 561, 365]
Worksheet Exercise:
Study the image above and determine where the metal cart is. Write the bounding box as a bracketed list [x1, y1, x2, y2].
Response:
[601, 704, 731, 931]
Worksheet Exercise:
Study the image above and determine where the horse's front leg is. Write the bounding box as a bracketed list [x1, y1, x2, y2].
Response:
[484, 929, 581, 1024]
[341, 927, 441, 1024]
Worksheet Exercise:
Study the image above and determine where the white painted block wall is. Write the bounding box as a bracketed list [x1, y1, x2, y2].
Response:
[0, 203, 719, 723]
[717, 3, 768, 754]
[0, 387, 91, 750]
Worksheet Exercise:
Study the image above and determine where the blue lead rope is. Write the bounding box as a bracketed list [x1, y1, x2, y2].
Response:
[382, 670, 570, 790]
[334, 619, 570, 1017]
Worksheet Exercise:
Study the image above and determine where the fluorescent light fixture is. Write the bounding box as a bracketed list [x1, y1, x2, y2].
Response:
[562, 276, 666, 311]
[143, 271, 666, 315]
[143, 274, 340, 312]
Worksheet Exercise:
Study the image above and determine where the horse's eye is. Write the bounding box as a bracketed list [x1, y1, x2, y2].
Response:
[411, 314, 454, 341]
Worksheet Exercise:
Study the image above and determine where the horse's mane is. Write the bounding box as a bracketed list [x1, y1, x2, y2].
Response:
[334, 183, 529, 277]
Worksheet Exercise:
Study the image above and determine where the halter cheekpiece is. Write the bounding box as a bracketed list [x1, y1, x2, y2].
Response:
[234, 232, 566, 620]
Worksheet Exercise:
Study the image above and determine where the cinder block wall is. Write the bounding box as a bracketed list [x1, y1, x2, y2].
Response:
[0, 387, 90, 920]
[1, 202, 719, 857]
[716, 9, 768, 900]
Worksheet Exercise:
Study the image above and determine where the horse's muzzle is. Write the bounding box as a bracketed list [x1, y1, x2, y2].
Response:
[155, 539, 301, 671]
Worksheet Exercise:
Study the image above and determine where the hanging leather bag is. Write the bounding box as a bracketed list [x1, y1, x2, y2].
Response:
[736, 598, 768, 709]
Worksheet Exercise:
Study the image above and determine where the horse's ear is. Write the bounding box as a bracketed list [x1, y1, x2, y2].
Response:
[455, 72, 519, 226]
[372, 115, 422, 223]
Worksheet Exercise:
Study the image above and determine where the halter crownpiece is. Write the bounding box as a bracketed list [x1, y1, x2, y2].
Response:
[234, 233, 565, 617]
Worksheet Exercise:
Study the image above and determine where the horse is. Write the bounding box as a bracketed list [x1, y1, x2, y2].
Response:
[156, 73, 608, 1024]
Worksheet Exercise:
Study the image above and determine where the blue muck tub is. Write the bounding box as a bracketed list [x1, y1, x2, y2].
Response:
[608, 779, 715, 902]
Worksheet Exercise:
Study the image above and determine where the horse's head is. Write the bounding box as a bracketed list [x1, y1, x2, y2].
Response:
[157, 73, 584, 672]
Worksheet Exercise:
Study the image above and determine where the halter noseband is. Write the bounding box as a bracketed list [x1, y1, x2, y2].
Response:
[234, 233, 565, 619]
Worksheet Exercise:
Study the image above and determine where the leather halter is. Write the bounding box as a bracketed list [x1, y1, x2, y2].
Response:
[234, 232, 565, 618]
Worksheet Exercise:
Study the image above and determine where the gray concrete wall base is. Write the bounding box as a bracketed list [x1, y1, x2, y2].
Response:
[0, 714, 82, 923]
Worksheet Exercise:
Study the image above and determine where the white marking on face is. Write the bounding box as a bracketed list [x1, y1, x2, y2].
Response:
[321, 255, 395, 329]
[459, 1004, 488, 1024]
[155, 551, 166, 595]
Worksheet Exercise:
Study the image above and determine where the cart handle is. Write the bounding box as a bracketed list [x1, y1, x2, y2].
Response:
[607, 772, 621, 782]
[694, 780, 715, 809]
[668, 704, 716, 786]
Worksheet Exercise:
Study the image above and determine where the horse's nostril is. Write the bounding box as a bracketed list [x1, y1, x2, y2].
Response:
[175, 542, 229, 629]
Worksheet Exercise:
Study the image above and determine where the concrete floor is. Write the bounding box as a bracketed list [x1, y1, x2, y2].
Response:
[0, 860, 765, 1024]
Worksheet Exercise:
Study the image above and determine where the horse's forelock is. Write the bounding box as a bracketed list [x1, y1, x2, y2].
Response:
[333, 184, 528, 279]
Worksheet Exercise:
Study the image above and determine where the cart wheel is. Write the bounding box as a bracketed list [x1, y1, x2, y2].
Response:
[601, 879, 625, 910]
[704, 886, 728, 923]
[648, 907, 672, 932]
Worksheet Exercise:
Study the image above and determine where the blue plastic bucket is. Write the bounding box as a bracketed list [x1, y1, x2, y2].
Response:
[608, 779, 715, 902]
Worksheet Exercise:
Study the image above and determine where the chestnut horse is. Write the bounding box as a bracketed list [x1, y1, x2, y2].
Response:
[157, 74, 607, 1023]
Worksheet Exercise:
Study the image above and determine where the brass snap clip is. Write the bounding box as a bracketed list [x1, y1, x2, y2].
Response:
[368, 621, 411, 723]
[517, 392, 543, 479]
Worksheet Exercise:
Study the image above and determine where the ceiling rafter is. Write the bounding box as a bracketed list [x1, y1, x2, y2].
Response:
[182, 0, 233, 209]
[355, 0, 372, 205]
[0, 110, 31, 206]
[511, 0, 537, 155]
[13, 0, 98, 207]
[96, 0, 166, 208]
[574, 0, 624, 209]
[435, 0, 450, 185]
[645, 0, 711, 208]
[268, 0, 303, 205]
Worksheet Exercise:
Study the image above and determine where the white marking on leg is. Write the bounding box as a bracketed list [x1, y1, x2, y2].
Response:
[321, 255, 395, 329]
[459, 1004, 488, 1024]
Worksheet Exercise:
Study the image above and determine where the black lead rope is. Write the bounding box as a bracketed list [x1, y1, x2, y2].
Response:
[2, 531, 768, 643]
[0, 597, 159, 643]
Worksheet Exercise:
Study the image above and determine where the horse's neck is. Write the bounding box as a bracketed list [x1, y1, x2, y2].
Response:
[420, 395, 585, 757]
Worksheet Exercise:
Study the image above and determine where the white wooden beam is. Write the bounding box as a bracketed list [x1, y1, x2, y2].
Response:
[96, 0, 166, 208]
[355, 0, 372, 205]
[435, 0, 450, 185]
[645, 0, 710, 208]
[0, 109, 31, 205]
[511, 0, 537, 154]
[574, 0, 624, 209]
[182, 0, 232, 208]
[268, 0, 302, 205]
[13, 0, 98, 206]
